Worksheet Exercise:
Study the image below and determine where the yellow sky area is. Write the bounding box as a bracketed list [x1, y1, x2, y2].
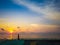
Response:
[0, 23, 59, 33]
[0, 23, 15, 33]
[0, 23, 29, 33]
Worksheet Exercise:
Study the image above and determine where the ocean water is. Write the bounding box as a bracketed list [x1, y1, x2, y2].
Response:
[0, 33, 60, 39]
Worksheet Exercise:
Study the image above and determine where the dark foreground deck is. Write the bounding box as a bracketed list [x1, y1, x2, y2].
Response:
[0, 39, 60, 45]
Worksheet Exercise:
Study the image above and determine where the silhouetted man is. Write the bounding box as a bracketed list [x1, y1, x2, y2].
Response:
[18, 34, 19, 40]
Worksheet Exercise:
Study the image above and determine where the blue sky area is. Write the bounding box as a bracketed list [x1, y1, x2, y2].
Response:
[0, 0, 60, 25]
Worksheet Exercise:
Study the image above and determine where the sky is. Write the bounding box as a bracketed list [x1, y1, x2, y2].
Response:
[0, 0, 60, 39]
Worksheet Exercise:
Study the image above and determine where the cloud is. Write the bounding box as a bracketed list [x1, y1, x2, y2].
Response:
[12, 0, 60, 25]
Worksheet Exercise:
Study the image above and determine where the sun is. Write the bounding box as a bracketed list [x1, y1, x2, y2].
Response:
[9, 30, 13, 33]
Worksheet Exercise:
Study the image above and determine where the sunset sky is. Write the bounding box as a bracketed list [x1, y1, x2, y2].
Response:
[0, 0, 60, 38]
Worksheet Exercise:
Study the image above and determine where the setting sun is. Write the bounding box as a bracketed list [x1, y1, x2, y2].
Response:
[7, 27, 14, 33]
